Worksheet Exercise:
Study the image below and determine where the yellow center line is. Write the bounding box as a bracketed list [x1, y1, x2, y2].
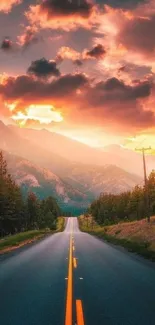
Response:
[73, 257, 77, 268]
[73, 245, 75, 251]
[76, 300, 85, 325]
[65, 223, 73, 325]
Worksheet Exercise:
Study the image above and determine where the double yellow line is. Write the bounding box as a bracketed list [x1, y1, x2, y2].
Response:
[65, 220, 84, 325]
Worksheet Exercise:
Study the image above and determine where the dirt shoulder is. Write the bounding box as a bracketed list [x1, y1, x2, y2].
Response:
[79, 216, 155, 261]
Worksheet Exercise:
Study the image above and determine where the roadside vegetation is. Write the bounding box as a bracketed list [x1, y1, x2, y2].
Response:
[0, 151, 65, 253]
[79, 171, 155, 261]
[79, 171, 155, 260]
[79, 215, 155, 261]
[0, 217, 65, 253]
[89, 171, 155, 225]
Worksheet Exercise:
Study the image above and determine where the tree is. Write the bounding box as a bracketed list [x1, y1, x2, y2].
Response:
[27, 192, 39, 229]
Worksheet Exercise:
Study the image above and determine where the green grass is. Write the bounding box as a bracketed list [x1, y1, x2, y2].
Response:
[57, 216, 65, 232]
[79, 218, 155, 262]
[0, 217, 65, 253]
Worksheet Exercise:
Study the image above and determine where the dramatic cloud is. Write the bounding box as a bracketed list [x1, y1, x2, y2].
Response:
[27, 58, 60, 78]
[74, 77, 155, 132]
[85, 44, 106, 59]
[0, 0, 21, 13]
[1, 0, 155, 139]
[1, 70, 154, 133]
[40, 0, 93, 17]
[93, 0, 155, 81]
[0, 73, 88, 102]
[90, 77, 151, 102]
[26, 0, 97, 31]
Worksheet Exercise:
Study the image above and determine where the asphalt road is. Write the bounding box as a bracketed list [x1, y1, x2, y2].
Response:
[0, 217, 155, 325]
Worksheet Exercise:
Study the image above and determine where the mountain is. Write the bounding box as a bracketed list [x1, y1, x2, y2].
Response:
[62, 163, 143, 196]
[9, 125, 155, 177]
[4, 150, 142, 208]
[0, 121, 71, 174]
[103, 145, 155, 177]
[9, 125, 103, 165]
[4, 151, 90, 214]
[0, 121, 144, 212]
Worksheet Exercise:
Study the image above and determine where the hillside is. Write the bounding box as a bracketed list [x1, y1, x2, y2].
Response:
[9, 125, 155, 177]
[79, 216, 155, 260]
[4, 151, 90, 213]
[0, 121, 144, 211]
[63, 163, 142, 196]
[0, 121, 71, 174]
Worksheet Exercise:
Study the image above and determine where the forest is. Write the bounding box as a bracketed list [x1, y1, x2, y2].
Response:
[0, 151, 61, 237]
[89, 171, 155, 225]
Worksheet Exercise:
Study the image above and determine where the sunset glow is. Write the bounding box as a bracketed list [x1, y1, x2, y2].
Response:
[0, 0, 155, 150]
[11, 104, 63, 126]
[1, 3, 155, 322]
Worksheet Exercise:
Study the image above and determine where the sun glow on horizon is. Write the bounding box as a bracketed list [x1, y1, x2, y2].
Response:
[6, 103, 63, 127]
[123, 135, 155, 154]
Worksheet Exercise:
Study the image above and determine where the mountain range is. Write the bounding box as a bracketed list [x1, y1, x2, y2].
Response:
[9, 124, 155, 176]
[0, 120, 149, 213]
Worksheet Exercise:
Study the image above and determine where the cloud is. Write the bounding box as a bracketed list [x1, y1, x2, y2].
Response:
[26, 0, 97, 31]
[91, 77, 151, 101]
[11, 104, 63, 127]
[56, 46, 80, 62]
[0, 73, 88, 103]
[78, 77, 154, 131]
[84, 44, 106, 59]
[1, 38, 13, 51]
[17, 26, 39, 49]
[0, 0, 21, 13]
[40, 0, 93, 17]
[117, 14, 155, 58]
[56, 47, 83, 66]
[73, 59, 83, 66]
[1, 69, 154, 133]
[56, 44, 106, 66]
[99, 0, 147, 9]
[118, 63, 152, 80]
[92, 0, 155, 81]
[27, 58, 60, 78]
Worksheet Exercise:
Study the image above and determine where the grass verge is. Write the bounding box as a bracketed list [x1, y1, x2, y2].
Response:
[79, 216, 155, 262]
[0, 217, 65, 254]
[57, 216, 65, 232]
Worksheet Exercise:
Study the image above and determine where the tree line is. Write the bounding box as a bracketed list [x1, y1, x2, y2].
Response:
[0, 151, 61, 237]
[89, 171, 155, 225]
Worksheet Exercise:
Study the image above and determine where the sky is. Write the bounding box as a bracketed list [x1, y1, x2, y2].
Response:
[0, 0, 155, 149]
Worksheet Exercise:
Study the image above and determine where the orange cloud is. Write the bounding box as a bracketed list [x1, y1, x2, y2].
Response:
[56, 44, 106, 66]
[95, 1, 155, 77]
[1, 71, 155, 135]
[26, 1, 97, 32]
[0, 0, 21, 13]
[17, 26, 39, 49]
[56, 47, 81, 62]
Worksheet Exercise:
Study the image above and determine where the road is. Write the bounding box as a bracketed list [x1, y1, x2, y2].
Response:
[0, 217, 155, 325]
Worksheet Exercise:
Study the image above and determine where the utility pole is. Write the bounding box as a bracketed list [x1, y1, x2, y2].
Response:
[135, 147, 151, 222]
